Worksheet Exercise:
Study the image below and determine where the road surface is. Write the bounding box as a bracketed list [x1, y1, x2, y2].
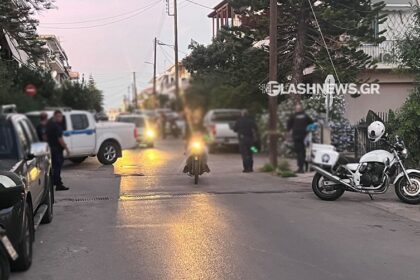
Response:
[11, 140, 420, 280]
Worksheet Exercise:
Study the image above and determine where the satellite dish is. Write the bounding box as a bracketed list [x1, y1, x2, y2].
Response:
[51, 71, 58, 79]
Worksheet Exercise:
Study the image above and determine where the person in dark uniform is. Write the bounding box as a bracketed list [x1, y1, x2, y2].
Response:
[36, 112, 48, 142]
[46, 110, 70, 191]
[287, 104, 313, 173]
[233, 110, 258, 173]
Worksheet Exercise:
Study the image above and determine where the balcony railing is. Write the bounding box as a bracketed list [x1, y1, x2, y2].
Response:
[358, 40, 400, 67]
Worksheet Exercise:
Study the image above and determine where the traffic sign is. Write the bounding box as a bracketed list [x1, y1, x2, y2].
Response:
[25, 84, 37, 97]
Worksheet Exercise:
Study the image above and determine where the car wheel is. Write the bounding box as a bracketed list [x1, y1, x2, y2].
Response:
[98, 141, 120, 165]
[11, 203, 33, 271]
[69, 157, 88, 164]
[41, 178, 53, 224]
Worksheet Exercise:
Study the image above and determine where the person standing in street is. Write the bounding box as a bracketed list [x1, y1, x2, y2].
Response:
[234, 110, 258, 173]
[36, 112, 48, 142]
[287, 104, 313, 173]
[46, 110, 70, 191]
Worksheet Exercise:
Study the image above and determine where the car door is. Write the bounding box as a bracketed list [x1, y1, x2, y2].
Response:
[67, 113, 96, 155]
[15, 120, 43, 206]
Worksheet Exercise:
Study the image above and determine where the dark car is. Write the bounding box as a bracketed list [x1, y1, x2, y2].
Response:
[0, 109, 53, 271]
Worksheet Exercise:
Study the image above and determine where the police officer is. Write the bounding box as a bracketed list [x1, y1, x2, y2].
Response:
[234, 110, 258, 173]
[46, 110, 70, 191]
[287, 104, 313, 173]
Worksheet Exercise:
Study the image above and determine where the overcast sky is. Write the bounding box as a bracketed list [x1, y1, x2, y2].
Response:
[37, 0, 219, 109]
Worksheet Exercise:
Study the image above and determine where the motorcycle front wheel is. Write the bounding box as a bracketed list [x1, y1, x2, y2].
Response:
[193, 159, 200, 185]
[312, 173, 345, 201]
[395, 174, 420, 205]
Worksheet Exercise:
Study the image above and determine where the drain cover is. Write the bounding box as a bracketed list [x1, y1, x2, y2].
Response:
[58, 196, 111, 202]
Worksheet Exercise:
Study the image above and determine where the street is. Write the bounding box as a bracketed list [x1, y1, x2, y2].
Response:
[10, 140, 420, 280]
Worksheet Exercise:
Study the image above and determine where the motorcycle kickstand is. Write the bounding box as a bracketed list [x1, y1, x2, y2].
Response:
[368, 193, 374, 200]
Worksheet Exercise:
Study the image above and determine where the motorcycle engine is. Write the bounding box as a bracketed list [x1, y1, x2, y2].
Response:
[359, 162, 385, 187]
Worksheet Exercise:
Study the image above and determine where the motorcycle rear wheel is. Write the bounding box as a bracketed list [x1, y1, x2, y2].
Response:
[312, 173, 345, 201]
[395, 174, 420, 205]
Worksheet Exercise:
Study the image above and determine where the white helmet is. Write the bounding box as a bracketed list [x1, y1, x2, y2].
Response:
[368, 121, 385, 142]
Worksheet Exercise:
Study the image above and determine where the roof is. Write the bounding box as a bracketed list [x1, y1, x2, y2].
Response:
[208, 0, 232, 18]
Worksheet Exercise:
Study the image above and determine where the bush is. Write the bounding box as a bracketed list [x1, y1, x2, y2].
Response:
[277, 170, 297, 178]
[388, 89, 420, 167]
[259, 163, 276, 172]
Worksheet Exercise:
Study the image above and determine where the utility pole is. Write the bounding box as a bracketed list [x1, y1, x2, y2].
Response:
[153, 37, 158, 108]
[132, 72, 138, 110]
[173, 0, 180, 108]
[166, 0, 180, 109]
[268, 0, 278, 167]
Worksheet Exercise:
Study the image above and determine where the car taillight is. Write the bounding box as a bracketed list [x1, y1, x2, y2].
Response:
[134, 127, 138, 139]
[210, 124, 216, 136]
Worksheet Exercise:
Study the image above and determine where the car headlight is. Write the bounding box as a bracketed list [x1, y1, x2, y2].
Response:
[146, 130, 155, 138]
[401, 148, 408, 159]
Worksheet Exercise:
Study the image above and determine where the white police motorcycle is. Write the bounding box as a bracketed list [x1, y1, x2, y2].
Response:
[311, 121, 420, 204]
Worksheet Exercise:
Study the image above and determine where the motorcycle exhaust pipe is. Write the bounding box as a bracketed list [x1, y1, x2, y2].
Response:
[311, 165, 357, 191]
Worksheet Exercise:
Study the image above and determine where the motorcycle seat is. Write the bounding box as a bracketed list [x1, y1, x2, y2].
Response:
[338, 155, 359, 164]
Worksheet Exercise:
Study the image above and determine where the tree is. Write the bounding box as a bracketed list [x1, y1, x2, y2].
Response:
[183, 27, 271, 114]
[184, 0, 386, 116]
[0, 59, 60, 112]
[0, 0, 54, 62]
[388, 8, 420, 167]
[60, 76, 104, 112]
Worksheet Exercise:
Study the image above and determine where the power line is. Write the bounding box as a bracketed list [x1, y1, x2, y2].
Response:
[183, 0, 213, 10]
[307, 0, 341, 84]
[41, 0, 161, 25]
[40, 0, 161, 30]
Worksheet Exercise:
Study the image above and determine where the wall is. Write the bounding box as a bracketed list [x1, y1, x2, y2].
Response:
[344, 71, 414, 123]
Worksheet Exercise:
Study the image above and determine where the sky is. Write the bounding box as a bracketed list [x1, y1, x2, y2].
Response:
[37, 0, 220, 109]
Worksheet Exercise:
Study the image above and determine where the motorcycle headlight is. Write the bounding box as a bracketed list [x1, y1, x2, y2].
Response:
[191, 141, 203, 152]
[401, 148, 408, 159]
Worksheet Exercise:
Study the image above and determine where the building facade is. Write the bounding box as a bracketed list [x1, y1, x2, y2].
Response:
[38, 35, 73, 85]
[345, 0, 419, 123]
[208, 0, 241, 38]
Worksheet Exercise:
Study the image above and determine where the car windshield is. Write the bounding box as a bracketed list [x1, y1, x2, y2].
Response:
[0, 120, 17, 159]
[212, 112, 241, 122]
[117, 117, 145, 127]
[27, 114, 40, 127]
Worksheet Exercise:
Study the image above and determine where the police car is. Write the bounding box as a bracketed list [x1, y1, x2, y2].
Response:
[0, 105, 53, 271]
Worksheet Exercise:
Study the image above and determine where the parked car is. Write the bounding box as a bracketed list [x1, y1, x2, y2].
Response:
[26, 109, 137, 165]
[116, 114, 156, 148]
[0, 107, 54, 272]
[203, 109, 242, 153]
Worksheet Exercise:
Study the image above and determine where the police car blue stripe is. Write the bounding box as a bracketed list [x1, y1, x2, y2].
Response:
[63, 129, 96, 137]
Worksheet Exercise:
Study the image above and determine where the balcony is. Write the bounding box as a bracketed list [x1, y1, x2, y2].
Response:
[359, 40, 400, 69]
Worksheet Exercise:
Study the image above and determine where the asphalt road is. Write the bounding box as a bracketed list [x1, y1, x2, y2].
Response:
[11, 140, 420, 280]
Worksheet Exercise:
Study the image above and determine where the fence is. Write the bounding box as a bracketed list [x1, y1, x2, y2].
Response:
[354, 111, 389, 158]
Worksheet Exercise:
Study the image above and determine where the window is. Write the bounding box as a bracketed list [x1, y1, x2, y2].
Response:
[15, 122, 30, 153]
[21, 119, 37, 143]
[0, 120, 17, 159]
[117, 117, 145, 127]
[71, 114, 89, 130]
